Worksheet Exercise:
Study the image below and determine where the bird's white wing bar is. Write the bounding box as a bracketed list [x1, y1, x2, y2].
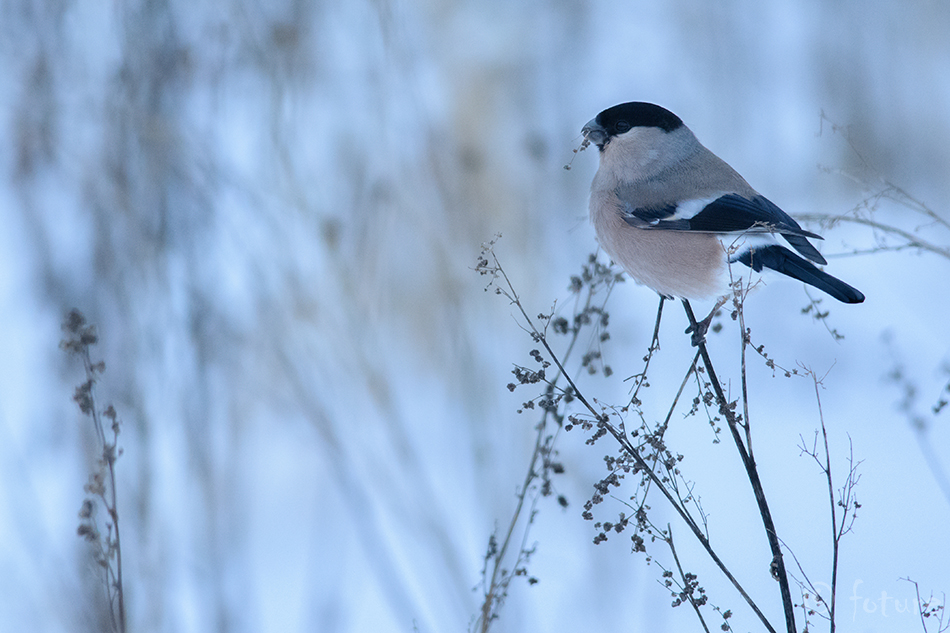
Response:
[620, 192, 827, 264]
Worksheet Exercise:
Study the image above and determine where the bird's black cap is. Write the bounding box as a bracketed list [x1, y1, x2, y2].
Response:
[595, 102, 684, 136]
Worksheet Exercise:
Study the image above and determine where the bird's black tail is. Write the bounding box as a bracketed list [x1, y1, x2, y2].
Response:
[736, 245, 865, 304]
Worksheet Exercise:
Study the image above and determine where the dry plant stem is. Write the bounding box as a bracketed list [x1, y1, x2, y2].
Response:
[483, 249, 774, 632]
[559, 277, 618, 381]
[736, 297, 754, 455]
[594, 408, 775, 631]
[501, 284, 774, 628]
[666, 525, 712, 633]
[903, 577, 950, 633]
[630, 295, 666, 404]
[628, 295, 666, 406]
[798, 370, 862, 629]
[480, 419, 547, 633]
[811, 376, 840, 631]
[636, 350, 701, 519]
[795, 214, 950, 261]
[477, 252, 613, 632]
[778, 534, 829, 628]
[541, 332, 776, 631]
[815, 118, 950, 239]
[106, 450, 124, 632]
[666, 351, 701, 428]
[682, 299, 796, 633]
[76, 345, 126, 633]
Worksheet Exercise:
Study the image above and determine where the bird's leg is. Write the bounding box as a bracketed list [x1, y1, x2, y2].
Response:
[683, 296, 728, 347]
[682, 299, 708, 347]
[650, 295, 666, 351]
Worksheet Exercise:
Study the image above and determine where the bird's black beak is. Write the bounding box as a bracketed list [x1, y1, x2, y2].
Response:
[582, 118, 608, 149]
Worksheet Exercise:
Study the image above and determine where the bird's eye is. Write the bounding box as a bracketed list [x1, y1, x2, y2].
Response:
[615, 120, 632, 133]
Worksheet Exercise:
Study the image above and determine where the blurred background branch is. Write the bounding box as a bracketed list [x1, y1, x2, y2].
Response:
[1, 0, 949, 631]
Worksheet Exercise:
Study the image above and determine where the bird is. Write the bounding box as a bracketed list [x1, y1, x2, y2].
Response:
[581, 101, 864, 343]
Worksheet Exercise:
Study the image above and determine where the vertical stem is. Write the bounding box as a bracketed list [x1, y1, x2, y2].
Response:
[682, 300, 796, 633]
[666, 524, 712, 633]
[812, 377, 837, 632]
[80, 345, 125, 633]
[737, 300, 754, 456]
[629, 295, 667, 407]
[108, 458, 126, 633]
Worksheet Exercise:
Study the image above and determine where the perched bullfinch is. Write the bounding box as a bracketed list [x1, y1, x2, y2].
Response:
[581, 102, 864, 334]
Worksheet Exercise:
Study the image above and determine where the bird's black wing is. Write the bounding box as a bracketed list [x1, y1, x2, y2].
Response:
[621, 193, 827, 265]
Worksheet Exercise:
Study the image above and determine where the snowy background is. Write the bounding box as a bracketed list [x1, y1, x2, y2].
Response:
[1, 0, 948, 631]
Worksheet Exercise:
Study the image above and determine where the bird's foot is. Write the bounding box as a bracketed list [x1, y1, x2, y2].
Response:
[685, 317, 711, 347]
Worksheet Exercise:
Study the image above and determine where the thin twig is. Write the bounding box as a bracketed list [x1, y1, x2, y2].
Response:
[902, 577, 950, 633]
[810, 373, 839, 630]
[627, 296, 666, 406]
[634, 349, 702, 531]
[666, 525, 712, 633]
[475, 247, 616, 632]
[62, 311, 126, 633]
[796, 214, 950, 261]
[683, 299, 796, 633]
[479, 417, 547, 633]
[480, 245, 776, 632]
[598, 418, 775, 632]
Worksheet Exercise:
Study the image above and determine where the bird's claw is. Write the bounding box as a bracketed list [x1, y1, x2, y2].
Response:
[685, 319, 710, 347]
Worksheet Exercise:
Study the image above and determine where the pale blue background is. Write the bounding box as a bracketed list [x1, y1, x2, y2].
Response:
[1, 1, 948, 631]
